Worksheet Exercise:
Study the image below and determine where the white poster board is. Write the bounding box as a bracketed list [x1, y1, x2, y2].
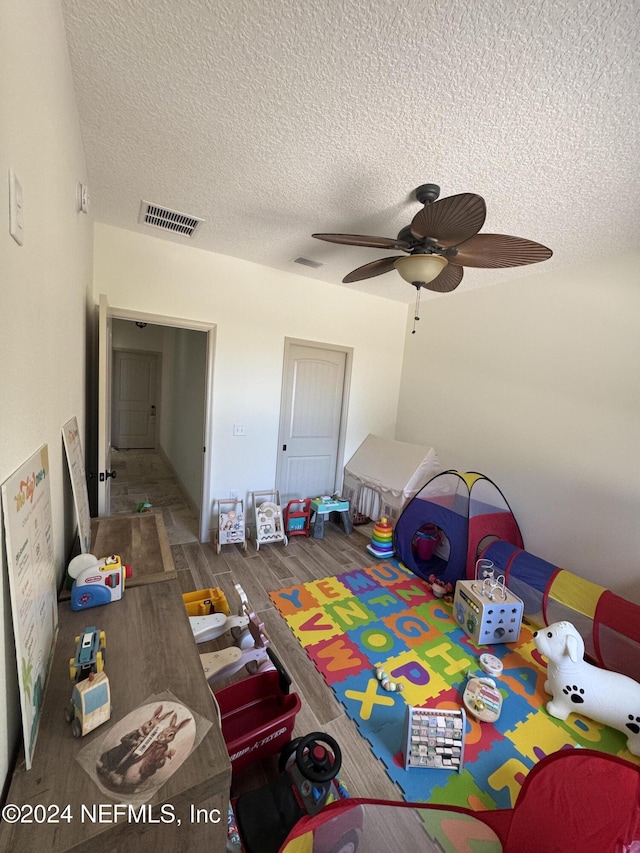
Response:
[62, 416, 92, 553]
[1, 444, 58, 769]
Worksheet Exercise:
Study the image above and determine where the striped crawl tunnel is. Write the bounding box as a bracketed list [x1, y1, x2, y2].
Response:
[479, 539, 640, 683]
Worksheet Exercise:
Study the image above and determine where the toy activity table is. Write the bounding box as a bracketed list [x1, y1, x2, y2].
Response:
[311, 497, 353, 539]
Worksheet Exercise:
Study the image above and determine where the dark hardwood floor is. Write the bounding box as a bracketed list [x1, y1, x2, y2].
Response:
[110, 450, 402, 801]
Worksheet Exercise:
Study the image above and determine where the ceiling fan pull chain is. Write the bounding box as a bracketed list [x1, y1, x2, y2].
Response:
[412, 285, 422, 334]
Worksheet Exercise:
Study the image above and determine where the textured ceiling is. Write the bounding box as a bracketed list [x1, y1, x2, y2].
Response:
[61, 0, 640, 303]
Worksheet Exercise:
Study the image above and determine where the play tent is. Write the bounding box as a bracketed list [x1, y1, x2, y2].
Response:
[341, 434, 439, 524]
[278, 750, 640, 853]
[394, 470, 640, 683]
[394, 470, 524, 586]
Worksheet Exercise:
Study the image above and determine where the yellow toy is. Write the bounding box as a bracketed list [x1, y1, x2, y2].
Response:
[182, 586, 230, 617]
[65, 627, 111, 737]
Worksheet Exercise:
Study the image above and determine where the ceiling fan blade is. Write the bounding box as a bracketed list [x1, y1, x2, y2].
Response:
[422, 263, 464, 293]
[312, 233, 410, 250]
[342, 256, 404, 283]
[452, 234, 553, 268]
[410, 193, 486, 246]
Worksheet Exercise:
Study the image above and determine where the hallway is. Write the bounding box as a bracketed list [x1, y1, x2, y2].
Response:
[109, 448, 200, 545]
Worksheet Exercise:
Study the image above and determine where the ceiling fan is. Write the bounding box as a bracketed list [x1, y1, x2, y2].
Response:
[312, 184, 552, 332]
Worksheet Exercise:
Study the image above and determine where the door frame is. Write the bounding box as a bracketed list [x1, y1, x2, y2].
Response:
[275, 337, 353, 498]
[97, 294, 113, 517]
[98, 296, 216, 542]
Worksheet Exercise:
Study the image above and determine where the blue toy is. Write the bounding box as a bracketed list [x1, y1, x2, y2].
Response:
[69, 554, 132, 611]
[65, 627, 111, 737]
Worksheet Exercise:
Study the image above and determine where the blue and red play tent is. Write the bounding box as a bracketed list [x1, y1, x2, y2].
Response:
[394, 468, 640, 683]
[394, 470, 523, 586]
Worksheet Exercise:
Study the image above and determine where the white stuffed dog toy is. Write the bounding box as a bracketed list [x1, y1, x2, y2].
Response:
[533, 620, 640, 756]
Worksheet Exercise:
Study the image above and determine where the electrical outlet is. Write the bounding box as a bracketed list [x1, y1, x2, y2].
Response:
[233, 424, 246, 436]
[229, 490, 238, 500]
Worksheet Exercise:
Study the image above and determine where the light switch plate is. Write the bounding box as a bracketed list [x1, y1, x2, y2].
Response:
[9, 169, 24, 245]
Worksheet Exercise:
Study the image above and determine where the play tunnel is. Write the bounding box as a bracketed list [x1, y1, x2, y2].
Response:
[395, 470, 640, 683]
[480, 539, 640, 682]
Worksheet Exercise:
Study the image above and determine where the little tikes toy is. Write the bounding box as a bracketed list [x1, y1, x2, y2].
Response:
[69, 554, 132, 611]
[533, 620, 640, 756]
[65, 627, 111, 737]
[232, 732, 351, 853]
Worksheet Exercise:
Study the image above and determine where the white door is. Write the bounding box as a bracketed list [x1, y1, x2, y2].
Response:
[97, 294, 113, 516]
[276, 342, 349, 503]
[112, 351, 158, 449]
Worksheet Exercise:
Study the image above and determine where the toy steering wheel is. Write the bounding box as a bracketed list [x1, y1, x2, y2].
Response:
[295, 732, 342, 784]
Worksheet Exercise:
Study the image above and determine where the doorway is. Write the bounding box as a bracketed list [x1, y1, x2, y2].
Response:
[275, 338, 352, 504]
[96, 297, 216, 542]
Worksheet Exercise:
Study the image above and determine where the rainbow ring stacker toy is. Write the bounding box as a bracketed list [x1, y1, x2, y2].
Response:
[366, 517, 395, 559]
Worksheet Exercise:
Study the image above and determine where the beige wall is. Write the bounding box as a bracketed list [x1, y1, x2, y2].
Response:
[1, 1, 92, 789]
[396, 252, 640, 601]
[93, 223, 408, 533]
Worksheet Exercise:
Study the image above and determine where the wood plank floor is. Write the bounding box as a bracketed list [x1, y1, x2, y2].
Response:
[110, 450, 402, 800]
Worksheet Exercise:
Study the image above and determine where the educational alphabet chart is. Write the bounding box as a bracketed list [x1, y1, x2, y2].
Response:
[61, 416, 92, 553]
[1, 444, 58, 769]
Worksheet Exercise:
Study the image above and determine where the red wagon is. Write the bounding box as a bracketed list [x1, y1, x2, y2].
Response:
[214, 652, 301, 777]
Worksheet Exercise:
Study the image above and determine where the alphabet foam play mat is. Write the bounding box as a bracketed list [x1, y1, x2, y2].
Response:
[270, 561, 639, 808]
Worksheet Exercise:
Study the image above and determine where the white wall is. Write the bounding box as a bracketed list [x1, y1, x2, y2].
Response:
[94, 224, 408, 532]
[158, 326, 207, 510]
[0, 1, 92, 791]
[396, 252, 640, 602]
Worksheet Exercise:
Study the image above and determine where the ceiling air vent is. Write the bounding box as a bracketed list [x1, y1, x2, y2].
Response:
[138, 201, 204, 237]
[294, 257, 323, 268]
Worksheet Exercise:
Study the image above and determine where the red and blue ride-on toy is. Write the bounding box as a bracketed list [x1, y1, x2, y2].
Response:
[232, 732, 356, 853]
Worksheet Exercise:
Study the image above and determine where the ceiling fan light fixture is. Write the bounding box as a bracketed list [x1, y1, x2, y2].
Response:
[394, 254, 448, 285]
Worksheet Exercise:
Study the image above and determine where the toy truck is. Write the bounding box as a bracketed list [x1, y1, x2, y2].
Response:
[65, 627, 111, 737]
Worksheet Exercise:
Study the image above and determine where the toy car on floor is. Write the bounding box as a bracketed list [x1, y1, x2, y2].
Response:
[231, 732, 354, 853]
